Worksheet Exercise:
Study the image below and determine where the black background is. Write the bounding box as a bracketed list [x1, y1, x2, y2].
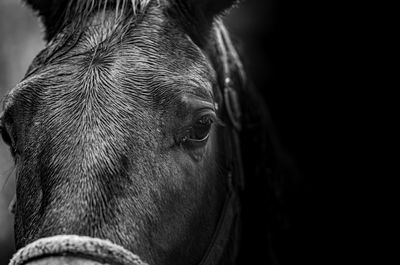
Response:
[227, 0, 348, 264]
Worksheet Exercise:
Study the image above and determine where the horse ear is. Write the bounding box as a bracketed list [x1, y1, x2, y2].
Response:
[23, 0, 68, 40]
[183, 0, 239, 20]
[169, 0, 239, 45]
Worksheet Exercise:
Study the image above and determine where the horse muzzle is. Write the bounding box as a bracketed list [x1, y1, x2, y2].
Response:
[9, 235, 148, 265]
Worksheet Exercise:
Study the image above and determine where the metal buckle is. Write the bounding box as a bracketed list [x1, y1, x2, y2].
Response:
[223, 77, 242, 131]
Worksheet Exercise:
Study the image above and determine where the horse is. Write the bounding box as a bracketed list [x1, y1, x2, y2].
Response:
[1, 0, 293, 264]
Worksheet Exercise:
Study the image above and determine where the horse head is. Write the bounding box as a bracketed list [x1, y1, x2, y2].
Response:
[0, 1, 265, 264]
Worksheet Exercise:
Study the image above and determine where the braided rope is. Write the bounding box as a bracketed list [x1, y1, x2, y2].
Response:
[9, 235, 148, 265]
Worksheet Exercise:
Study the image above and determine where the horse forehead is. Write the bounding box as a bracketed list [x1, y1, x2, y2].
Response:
[5, 44, 213, 116]
[4, 8, 216, 116]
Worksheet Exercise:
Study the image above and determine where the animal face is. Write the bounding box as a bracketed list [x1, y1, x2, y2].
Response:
[0, 1, 239, 264]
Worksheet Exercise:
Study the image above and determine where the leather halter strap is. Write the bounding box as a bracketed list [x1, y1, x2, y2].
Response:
[199, 20, 245, 265]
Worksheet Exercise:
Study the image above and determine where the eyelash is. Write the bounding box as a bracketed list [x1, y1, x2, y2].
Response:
[178, 113, 222, 147]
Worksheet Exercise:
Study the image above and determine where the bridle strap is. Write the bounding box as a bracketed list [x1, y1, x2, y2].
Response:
[199, 20, 245, 265]
[198, 192, 240, 265]
[215, 19, 245, 191]
[216, 20, 245, 191]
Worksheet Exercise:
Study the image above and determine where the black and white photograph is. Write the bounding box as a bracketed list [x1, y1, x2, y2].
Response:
[0, 0, 345, 264]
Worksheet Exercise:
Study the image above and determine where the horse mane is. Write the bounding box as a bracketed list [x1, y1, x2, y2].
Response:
[62, 0, 152, 19]
[24, 0, 154, 40]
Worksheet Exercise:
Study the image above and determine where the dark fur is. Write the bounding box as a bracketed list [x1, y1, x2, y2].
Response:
[1, 1, 293, 264]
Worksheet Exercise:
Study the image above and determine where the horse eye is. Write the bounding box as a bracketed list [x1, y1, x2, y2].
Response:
[187, 115, 214, 142]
